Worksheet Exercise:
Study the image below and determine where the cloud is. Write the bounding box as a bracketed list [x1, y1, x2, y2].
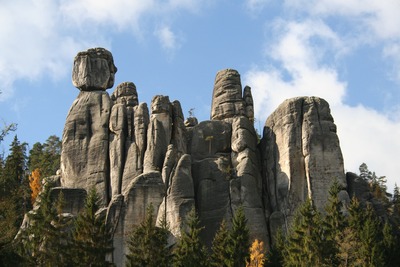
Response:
[0, 0, 204, 101]
[245, 0, 271, 13]
[245, 16, 400, 191]
[154, 25, 183, 53]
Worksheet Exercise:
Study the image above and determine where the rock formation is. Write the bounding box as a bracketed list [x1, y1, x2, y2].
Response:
[43, 48, 351, 266]
[261, 97, 349, 240]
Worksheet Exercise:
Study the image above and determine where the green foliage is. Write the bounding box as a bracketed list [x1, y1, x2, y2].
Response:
[264, 230, 284, 267]
[282, 199, 325, 267]
[126, 203, 171, 267]
[28, 135, 61, 177]
[173, 207, 209, 267]
[322, 179, 345, 265]
[210, 219, 230, 267]
[228, 206, 250, 267]
[17, 182, 73, 266]
[71, 187, 113, 266]
[359, 163, 388, 202]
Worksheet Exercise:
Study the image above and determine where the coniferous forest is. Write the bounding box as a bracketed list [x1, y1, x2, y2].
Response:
[1, 129, 400, 266]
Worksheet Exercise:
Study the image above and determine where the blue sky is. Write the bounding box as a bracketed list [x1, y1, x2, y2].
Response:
[0, 0, 399, 191]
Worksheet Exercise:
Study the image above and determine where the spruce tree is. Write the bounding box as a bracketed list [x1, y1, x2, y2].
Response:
[18, 182, 72, 266]
[323, 179, 345, 265]
[71, 187, 113, 267]
[283, 199, 324, 267]
[173, 207, 208, 267]
[210, 219, 230, 267]
[126, 203, 170, 267]
[227, 206, 250, 267]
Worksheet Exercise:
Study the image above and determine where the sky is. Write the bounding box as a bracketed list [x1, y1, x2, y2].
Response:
[0, 0, 399, 192]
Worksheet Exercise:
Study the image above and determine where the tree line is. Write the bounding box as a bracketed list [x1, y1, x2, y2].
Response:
[1, 131, 400, 266]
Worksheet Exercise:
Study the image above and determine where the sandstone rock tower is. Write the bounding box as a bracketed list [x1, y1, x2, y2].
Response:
[57, 48, 348, 266]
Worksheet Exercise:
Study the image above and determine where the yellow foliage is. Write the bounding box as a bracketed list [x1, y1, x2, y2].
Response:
[29, 168, 41, 204]
[247, 239, 266, 267]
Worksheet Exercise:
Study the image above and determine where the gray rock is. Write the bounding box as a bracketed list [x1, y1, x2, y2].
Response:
[211, 69, 245, 120]
[72, 47, 117, 91]
[243, 86, 254, 122]
[192, 156, 232, 246]
[171, 100, 187, 155]
[143, 119, 168, 173]
[190, 120, 232, 160]
[109, 102, 127, 196]
[157, 154, 195, 239]
[60, 90, 111, 205]
[143, 96, 172, 173]
[262, 97, 347, 225]
[49, 187, 87, 215]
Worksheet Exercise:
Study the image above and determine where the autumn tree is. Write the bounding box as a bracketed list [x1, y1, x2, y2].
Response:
[173, 207, 209, 267]
[126, 204, 171, 267]
[29, 168, 41, 204]
[247, 239, 266, 267]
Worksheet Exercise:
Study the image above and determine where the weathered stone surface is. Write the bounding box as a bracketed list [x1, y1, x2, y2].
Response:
[60, 90, 111, 205]
[262, 96, 347, 225]
[231, 116, 269, 245]
[243, 86, 254, 121]
[72, 47, 117, 91]
[109, 103, 127, 196]
[190, 120, 232, 160]
[143, 96, 172, 173]
[119, 171, 165, 266]
[192, 156, 232, 246]
[109, 82, 139, 197]
[157, 154, 195, 239]
[50, 187, 87, 215]
[106, 195, 125, 267]
[171, 100, 187, 155]
[211, 69, 245, 120]
[143, 119, 168, 173]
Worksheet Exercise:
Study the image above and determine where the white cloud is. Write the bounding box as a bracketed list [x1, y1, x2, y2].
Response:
[245, 16, 400, 192]
[245, 0, 270, 12]
[154, 25, 182, 53]
[0, 0, 204, 101]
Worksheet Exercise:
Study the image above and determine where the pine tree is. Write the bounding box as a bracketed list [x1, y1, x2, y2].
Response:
[283, 199, 324, 267]
[126, 203, 171, 267]
[210, 219, 231, 267]
[322, 179, 345, 265]
[393, 183, 400, 215]
[227, 206, 250, 267]
[264, 230, 284, 267]
[173, 207, 209, 267]
[382, 221, 400, 266]
[18, 182, 73, 266]
[358, 204, 384, 266]
[28, 135, 61, 177]
[71, 187, 113, 267]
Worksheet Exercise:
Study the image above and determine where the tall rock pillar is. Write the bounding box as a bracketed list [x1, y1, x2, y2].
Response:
[61, 48, 117, 205]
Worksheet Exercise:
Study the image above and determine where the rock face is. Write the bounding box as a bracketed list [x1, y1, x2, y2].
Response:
[50, 48, 350, 266]
[261, 97, 348, 240]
